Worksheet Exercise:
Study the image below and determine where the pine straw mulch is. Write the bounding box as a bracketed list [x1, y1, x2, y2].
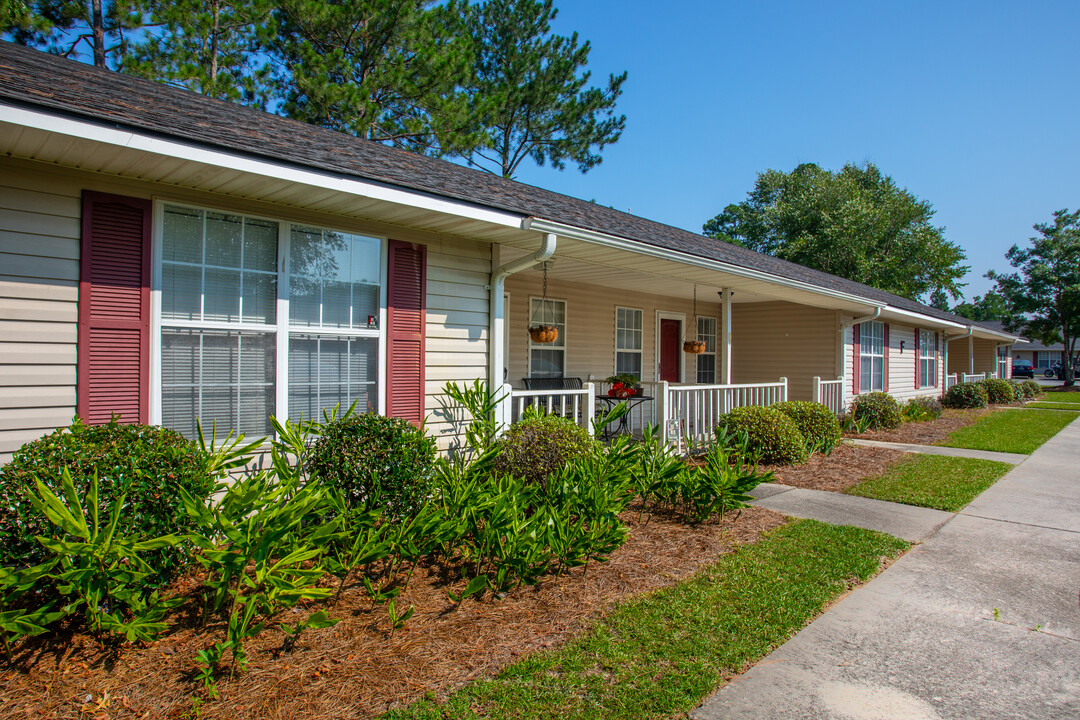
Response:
[0, 505, 787, 720]
[844, 408, 993, 445]
[760, 443, 907, 493]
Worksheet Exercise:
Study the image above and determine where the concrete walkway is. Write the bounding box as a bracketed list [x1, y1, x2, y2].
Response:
[847, 438, 1028, 464]
[695, 414, 1080, 720]
[750, 483, 952, 543]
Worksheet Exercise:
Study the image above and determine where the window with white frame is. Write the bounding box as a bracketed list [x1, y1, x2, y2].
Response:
[615, 307, 643, 379]
[859, 320, 885, 392]
[529, 297, 566, 378]
[696, 316, 717, 383]
[159, 204, 382, 439]
[997, 346, 1009, 378]
[919, 329, 936, 387]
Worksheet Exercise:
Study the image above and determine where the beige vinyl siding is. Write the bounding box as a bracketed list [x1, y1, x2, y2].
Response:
[0, 157, 491, 457]
[504, 273, 702, 387]
[730, 302, 840, 401]
[0, 170, 81, 463]
[946, 337, 1004, 378]
[885, 323, 942, 402]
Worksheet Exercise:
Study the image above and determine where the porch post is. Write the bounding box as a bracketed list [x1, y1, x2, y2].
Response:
[720, 288, 733, 384]
[656, 380, 669, 443]
[583, 382, 596, 436]
[968, 333, 975, 375]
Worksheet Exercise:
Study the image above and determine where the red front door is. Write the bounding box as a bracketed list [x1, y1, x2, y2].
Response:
[659, 318, 681, 382]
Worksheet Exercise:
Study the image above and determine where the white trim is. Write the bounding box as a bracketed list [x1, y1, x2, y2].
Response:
[655, 310, 686, 384]
[695, 315, 718, 384]
[614, 305, 644, 379]
[149, 202, 163, 426]
[1, 103, 524, 229]
[527, 295, 567, 378]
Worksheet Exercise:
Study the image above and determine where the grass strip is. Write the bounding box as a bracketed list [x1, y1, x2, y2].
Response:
[940, 408, 1075, 454]
[1026, 402, 1080, 411]
[845, 454, 1012, 512]
[1034, 392, 1080, 404]
[384, 521, 908, 720]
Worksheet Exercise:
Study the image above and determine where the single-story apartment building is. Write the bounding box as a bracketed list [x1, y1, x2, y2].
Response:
[0, 42, 1019, 460]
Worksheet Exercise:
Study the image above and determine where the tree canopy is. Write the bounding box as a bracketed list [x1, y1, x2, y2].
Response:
[989, 209, 1080, 385]
[951, 290, 1008, 322]
[2, 0, 628, 173]
[703, 162, 968, 302]
[459, 0, 626, 178]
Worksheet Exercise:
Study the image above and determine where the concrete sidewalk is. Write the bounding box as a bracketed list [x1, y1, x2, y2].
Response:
[695, 415, 1080, 720]
[846, 438, 1028, 464]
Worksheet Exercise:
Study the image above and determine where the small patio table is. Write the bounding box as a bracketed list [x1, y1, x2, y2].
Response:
[595, 394, 654, 439]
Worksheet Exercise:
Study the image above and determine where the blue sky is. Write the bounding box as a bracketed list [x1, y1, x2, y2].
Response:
[511, 1, 1080, 302]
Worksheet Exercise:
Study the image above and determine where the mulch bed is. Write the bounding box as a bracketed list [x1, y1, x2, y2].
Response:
[761, 443, 906, 493]
[0, 506, 787, 720]
[844, 408, 991, 445]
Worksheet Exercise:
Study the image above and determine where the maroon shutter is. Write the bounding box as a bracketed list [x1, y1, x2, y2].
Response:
[914, 328, 921, 389]
[883, 323, 890, 392]
[77, 191, 151, 425]
[852, 323, 861, 396]
[386, 240, 427, 426]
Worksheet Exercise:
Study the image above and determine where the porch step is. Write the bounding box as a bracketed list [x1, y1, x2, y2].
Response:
[748, 483, 953, 543]
[846, 438, 1028, 464]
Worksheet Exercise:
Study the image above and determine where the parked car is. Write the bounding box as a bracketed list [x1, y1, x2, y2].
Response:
[1011, 360, 1034, 378]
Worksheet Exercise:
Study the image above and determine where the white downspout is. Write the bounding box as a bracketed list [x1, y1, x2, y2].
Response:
[838, 307, 882, 408]
[488, 232, 557, 396]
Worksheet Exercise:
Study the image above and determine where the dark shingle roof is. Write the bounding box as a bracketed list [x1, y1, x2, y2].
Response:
[0, 41, 1010, 335]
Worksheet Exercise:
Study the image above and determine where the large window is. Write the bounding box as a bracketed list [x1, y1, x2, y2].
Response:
[696, 316, 717, 383]
[919, 329, 937, 387]
[859, 321, 885, 392]
[615, 307, 642, 379]
[529, 297, 566, 378]
[997, 346, 1009, 379]
[159, 204, 382, 438]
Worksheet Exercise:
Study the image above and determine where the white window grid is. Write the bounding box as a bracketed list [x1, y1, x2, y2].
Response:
[528, 297, 567, 378]
[615, 306, 643, 380]
[696, 316, 717, 384]
[150, 201, 388, 436]
[859, 321, 885, 392]
[919, 329, 937, 387]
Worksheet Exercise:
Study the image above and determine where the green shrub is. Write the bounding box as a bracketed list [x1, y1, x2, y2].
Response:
[1023, 379, 1043, 398]
[1009, 380, 1038, 401]
[307, 413, 437, 520]
[902, 396, 943, 422]
[942, 382, 989, 409]
[851, 392, 902, 430]
[981, 378, 1015, 404]
[773, 401, 841, 454]
[494, 411, 597, 488]
[716, 405, 807, 465]
[0, 418, 217, 579]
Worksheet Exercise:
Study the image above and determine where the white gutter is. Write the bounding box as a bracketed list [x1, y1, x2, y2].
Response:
[841, 306, 883, 332]
[488, 232, 557, 395]
[522, 217, 878, 310]
[0, 104, 524, 230]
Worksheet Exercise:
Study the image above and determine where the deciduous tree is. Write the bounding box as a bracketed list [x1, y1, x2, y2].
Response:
[989, 209, 1080, 386]
[704, 162, 968, 302]
[952, 290, 1007, 322]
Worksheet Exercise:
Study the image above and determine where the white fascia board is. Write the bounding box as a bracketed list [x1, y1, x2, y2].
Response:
[879, 306, 969, 331]
[0, 103, 525, 229]
[523, 216, 880, 309]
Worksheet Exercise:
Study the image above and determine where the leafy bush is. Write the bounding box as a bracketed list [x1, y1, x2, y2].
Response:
[942, 382, 989, 409]
[850, 392, 902, 430]
[494, 410, 596, 488]
[981, 378, 1015, 404]
[0, 418, 216, 579]
[1022, 379, 1043, 398]
[773, 401, 841, 455]
[902, 396, 943, 422]
[716, 405, 807, 465]
[1009, 380, 1037, 401]
[307, 413, 437, 519]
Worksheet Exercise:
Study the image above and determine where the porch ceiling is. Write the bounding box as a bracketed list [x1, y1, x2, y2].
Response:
[497, 240, 877, 313]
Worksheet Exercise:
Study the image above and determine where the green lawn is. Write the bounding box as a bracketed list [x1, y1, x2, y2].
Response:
[383, 521, 908, 720]
[1027, 402, 1080, 411]
[845, 454, 1012, 512]
[939, 408, 1075, 454]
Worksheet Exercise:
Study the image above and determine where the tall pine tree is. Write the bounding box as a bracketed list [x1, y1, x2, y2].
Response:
[5, 0, 146, 67]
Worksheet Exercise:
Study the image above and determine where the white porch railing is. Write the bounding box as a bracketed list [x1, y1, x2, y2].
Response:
[660, 378, 787, 447]
[961, 372, 987, 383]
[503, 383, 596, 435]
[812, 376, 845, 416]
[946, 373, 958, 389]
[588, 377, 662, 433]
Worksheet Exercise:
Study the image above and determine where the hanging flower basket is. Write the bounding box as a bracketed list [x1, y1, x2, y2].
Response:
[529, 325, 559, 344]
[683, 339, 706, 354]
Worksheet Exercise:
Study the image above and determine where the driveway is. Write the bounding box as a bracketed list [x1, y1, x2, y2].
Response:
[693, 415, 1080, 720]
